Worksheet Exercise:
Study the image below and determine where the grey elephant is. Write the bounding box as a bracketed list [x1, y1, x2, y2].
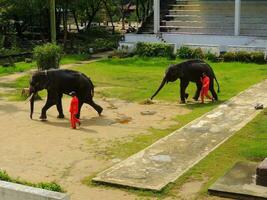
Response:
[29, 69, 103, 120]
[151, 59, 220, 103]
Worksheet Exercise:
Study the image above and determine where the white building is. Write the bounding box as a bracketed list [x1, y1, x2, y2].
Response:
[121, 0, 267, 53]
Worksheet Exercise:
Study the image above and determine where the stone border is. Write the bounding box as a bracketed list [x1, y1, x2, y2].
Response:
[0, 180, 70, 200]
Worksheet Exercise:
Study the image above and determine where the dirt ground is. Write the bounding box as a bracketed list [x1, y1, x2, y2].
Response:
[0, 95, 194, 200]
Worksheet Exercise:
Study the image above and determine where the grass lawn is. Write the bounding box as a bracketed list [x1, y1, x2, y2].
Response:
[1, 57, 267, 198]
[0, 54, 89, 76]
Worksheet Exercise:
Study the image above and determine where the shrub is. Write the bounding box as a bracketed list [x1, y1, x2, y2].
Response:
[250, 52, 266, 64]
[136, 42, 174, 58]
[205, 52, 219, 62]
[222, 52, 236, 62]
[34, 43, 62, 70]
[192, 48, 204, 59]
[111, 49, 134, 58]
[177, 46, 193, 59]
[235, 51, 251, 63]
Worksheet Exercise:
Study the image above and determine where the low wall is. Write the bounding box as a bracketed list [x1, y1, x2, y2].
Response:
[0, 181, 70, 200]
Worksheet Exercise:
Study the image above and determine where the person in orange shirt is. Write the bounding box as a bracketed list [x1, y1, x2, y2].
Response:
[69, 91, 81, 129]
[200, 72, 214, 103]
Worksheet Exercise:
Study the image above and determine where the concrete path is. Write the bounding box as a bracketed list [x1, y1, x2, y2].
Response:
[93, 79, 267, 191]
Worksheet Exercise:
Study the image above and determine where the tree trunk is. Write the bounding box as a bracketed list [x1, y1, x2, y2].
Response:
[104, 0, 115, 34]
[72, 10, 80, 33]
[63, 0, 68, 49]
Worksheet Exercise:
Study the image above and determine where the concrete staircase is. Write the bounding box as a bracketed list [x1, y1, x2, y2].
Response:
[148, 0, 267, 36]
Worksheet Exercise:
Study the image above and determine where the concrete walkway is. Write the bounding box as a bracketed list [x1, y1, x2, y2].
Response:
[93, 79, 267, 191]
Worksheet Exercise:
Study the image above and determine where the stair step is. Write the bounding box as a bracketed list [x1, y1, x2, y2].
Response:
[161, 20, 267, 27]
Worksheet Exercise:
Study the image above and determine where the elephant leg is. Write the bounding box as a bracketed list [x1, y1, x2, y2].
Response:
[56, 93, 65, 119]
[76, 100, 84, 119]
[209, 81, 218, 100]
[180, 80, 189, 104]
[193, 81, 202, 101]
[86, 98, 103, 116]
[40, 92, 58, 120]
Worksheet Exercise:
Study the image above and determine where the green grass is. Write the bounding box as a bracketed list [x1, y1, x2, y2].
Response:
[0, 54, 89, 76]
[73, 57, 267, 102]
[0, 170, 64, 192]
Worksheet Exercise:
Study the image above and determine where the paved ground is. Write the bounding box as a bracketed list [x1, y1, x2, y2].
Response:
[93, 79, 267, 191]
[209, 161, 267, 199]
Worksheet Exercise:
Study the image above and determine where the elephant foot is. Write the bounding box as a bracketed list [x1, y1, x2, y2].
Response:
[57, 114, 65, 119]
[39, 117, 47, 122]
[180, 100, 186, 104]
[97, 107, 103, 116]
[39, 115, 47, 120]
[185, 93, 189, 99]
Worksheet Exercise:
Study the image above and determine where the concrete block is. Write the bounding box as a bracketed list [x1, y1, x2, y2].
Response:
[0, 181, 70, 200]
[256, 158, 267, 186]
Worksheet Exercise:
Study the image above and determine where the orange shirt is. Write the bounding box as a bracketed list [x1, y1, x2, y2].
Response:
[69, 96, 79, 114]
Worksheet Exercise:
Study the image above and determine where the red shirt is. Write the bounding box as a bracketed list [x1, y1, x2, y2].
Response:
[201, 75, 210, 89]
[69, 96, 79, 114]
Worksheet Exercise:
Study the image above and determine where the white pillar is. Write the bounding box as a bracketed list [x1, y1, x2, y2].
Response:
[154, 0, 160, 34]
[234, 0, 241, 36]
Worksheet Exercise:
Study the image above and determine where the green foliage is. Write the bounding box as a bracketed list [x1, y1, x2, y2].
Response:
[136, 42, 174, 58]
[222, 52, 236, 62]
[205, 52, 219, 62]
[0, 169, 64, 192]
[223, 51, 266, 63]
[36, 182, 64, 192]
[33, 43, 62, 70]
[250, 52, 266, 64]
[192, 47, 204, 59]
[87, 38, 117, 53]
[177, 46, 193, 59]
[235, 51, 251, 63]
[111, 49, 134, 58]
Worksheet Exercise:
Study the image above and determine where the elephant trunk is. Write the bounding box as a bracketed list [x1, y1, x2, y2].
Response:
[150, 77, 167, 100]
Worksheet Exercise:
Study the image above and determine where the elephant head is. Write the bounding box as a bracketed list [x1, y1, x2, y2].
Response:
[29, 70, 50, 119]
[151, 64, 183, 100]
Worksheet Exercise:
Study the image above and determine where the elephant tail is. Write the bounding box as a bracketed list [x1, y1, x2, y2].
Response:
[89, 79, 95, 97]
[214, 75, 220, 93]
[206, 62, 220, 93]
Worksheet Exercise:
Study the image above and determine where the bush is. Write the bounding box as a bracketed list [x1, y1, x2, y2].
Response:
[111, 49, 134, 58]
[205, 52, 219, 62]
[34, 43, 62, 70]
[136, 42, 174, 58]
[92, 38, 117, 52]
[222, 52, 236, 62]
[192, 48, 204, 59]
[177, 46, 193, 59]
[235, 51, 251, 63]
[250, 52, 266, 64]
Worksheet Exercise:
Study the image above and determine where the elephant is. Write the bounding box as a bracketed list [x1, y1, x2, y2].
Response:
[29, 69, 103, 120]
[151, 59, 220, 103]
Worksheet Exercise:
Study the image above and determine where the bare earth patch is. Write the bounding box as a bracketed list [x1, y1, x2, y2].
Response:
[0, 97, 190, 200]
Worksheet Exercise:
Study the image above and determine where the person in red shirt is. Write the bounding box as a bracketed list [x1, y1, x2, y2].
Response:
[200, 72, 214, 103]
[69, 91, 81, 129]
